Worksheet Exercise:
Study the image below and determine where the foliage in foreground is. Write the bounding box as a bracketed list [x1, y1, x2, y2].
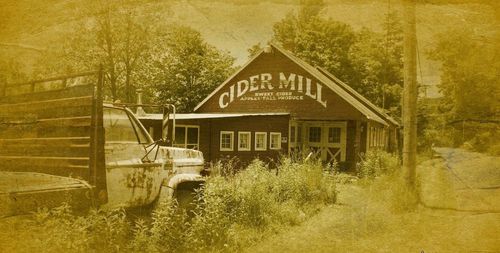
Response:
[25, 159, 336, 253]
[357, 149, 400, 179]
[357, 150, 417, 212]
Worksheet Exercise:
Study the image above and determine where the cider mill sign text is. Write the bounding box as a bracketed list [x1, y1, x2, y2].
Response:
[218, 72, 328, 109]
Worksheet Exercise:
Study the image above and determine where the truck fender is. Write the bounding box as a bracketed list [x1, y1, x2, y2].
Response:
[156, 174, 205, 205]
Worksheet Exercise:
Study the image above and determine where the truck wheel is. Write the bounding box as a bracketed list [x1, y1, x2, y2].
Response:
[173, 181, 203, 213]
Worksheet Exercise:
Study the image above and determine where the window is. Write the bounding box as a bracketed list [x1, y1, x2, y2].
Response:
[187, 127, 199, 149]
[255, 132, 267, 151]
[220, 131, 234, 151]
[270, 132, 281, 150]
[104, 108, 148, 143]
[297, 126, 302, 143]
[328, 127, 341, 143]
[290, 126, 296, 143]
[382, 129, 386, 147]
[309, 127, 321, 143]
[175, 126, 185, 145]
[238, 132, 251, 151]
[371, 127, 375, 147]
[174, 126, 199, 150]
[379, 129, 382, 147]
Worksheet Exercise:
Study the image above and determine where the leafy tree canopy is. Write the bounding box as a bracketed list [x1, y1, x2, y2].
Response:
[259, 0, 404, 118]
[150, 25, 235, 112]
[428, 27, 499, 121]
[32, 1, 234, 112]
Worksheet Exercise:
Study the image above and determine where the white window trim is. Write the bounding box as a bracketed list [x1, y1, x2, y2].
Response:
[220, 131, 234, 151]
[255, 132, 267, 151]
[238, 131, 251, 151]
[270, 132, 282, 150]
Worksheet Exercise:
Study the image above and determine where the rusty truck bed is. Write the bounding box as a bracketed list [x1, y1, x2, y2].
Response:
[0, 172, 93, 217]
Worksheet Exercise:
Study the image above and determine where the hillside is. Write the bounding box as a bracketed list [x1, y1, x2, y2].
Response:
[0, 0, 497, 97]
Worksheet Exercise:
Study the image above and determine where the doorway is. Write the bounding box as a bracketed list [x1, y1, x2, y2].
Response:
[290, 121, 347, 163]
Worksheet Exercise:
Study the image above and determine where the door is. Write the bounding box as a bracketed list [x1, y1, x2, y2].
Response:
[102, 107, 164, 208]
[305, 122, 346, 163]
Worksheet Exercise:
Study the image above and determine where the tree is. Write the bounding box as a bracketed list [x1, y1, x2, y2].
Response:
[151, 25, 235, 112]
[34, 1, 159, 103]
[33, 2, 234, 110]
[350, 11, 404, 115]
[247, 42, 263, 59]
[272, 10, 357, 84]
[0, 58, 26, 85]
[427, 27, 499, 151]
[428, 28, 499, 121]
[269, 1, 404, 116]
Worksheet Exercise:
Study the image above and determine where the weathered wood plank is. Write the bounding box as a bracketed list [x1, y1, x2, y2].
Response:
[0, 144, 89, 157]
[0, 156, 90, 179]
[36, 116, 92, 127]
[0, 104, 92, 120]
[0, 96, 93, 115]
[0, 156, 89, 165]
[0, 136, 90, 146]
[0, 171, 93, 217]
[0, 84, 94, 104]
[0, 166, 90, 180]
[0, 72, 104, 201]
[0, 125, 90, 139]
[0, 172, 90, 193]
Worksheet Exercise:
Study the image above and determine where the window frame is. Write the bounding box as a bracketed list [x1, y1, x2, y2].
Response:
[328, 127, 341, 144]
[290, 126, 296, 143]
[173, 125, 200, 150]
[270, 132, 282, 150]
[220, 131, 234, 151]
[238, 131, 251, 151]
[308, 126, 321, 143]
[103, 107, 153, 144]
[254, 132, 267, 151]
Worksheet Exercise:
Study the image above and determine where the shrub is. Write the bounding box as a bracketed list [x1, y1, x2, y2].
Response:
[357, 150, 400, 179]
[32, 204, 131, 252]
[23, 158, 337, 252]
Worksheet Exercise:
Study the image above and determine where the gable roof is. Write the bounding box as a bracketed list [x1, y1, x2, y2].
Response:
[316, 67, 400, 126]
[194, 43, 396, 126]
[193, 47, 266, 112]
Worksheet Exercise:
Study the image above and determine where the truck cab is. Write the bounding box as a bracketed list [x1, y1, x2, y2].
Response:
[102, 105, 204, 208]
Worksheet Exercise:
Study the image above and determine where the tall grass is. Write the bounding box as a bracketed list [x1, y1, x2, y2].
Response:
[357, 149, 419, 212]
[357, 149, 400, 179]
[11, 158, 337, 253]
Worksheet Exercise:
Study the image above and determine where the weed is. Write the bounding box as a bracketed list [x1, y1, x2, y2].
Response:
[11, 158, 338, 253]
[357, 150, 400, 179]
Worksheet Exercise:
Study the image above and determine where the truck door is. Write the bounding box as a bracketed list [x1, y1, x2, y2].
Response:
[102, 107, 164, 208]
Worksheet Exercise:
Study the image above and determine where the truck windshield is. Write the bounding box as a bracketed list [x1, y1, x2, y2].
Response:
[103, 108, 151, 144]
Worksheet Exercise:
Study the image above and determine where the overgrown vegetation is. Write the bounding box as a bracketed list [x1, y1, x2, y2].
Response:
[422, 26, 500, 155]
[357, 149, 400, 179]
[10, 159, 336, 253]
[356, 149, 419, 213]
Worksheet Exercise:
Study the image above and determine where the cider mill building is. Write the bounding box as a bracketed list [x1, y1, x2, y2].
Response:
[139, 44, 399, 170]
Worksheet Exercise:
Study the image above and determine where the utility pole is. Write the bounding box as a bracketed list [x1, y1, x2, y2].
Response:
[403, 0, 417, 192]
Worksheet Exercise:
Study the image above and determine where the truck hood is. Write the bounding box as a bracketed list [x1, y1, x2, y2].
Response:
[157, 147, 204, 174]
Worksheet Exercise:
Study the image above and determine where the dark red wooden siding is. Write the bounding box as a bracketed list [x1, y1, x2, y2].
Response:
[196, 50, 367, 121]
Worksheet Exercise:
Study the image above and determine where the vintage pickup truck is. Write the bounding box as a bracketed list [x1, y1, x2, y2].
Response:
[0, 71, 204, 217]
